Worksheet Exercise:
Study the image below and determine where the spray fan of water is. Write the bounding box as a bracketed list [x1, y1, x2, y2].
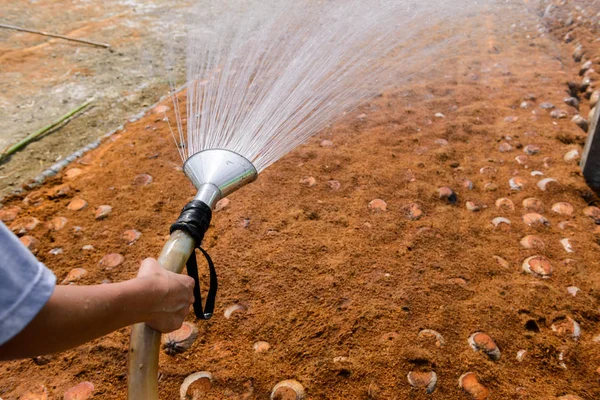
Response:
[169, 0, 496, 175]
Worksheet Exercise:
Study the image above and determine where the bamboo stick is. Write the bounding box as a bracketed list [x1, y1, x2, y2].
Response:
[0, 23, 111, 49]
[0, 101, 92, 162]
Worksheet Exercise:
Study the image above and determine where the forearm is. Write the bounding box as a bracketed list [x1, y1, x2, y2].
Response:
[0, 279, 155, 360]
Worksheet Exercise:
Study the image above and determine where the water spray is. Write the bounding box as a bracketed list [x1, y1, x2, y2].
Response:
[127, 0, 495, 398]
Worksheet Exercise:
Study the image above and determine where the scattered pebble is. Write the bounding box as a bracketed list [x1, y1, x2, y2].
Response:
[64, 168, 83, 179]
[530, 170, 543, 176]
[162, 322, 198, 355]
[509, 177, 525, 190]
[23, 191, 44, 206]
[522, 198, 544, 213]
[67, 197, 88, 211]
[540, 102, 555, 110]
[434, 138, 448, 146]
[483, 182, 498, 192]
[49, 248, 63, 255]
[133, 173, 153, 186]
[95, 205, 112, 220]
[583, 206, 600, 223]
[567, 286, 580, 297]
[493, 255, 509, 268]
[572, 115, 589, 131]
[580, 60, 593, 76]
[550, 109, 568, 119]
[492, 217, 511, 228]
[327, 180, 341, 191]
[61, 268, 87, 284]
[523, 213, 549, 227]
[520, 235, 545, 249]
[498, 142, 513, 152]
[271, 380, 305, 400]
[253, 341, 271, 353]
[522, 255, 552, 278]
[564, 96, 580, 109]
[99, 253, 124, 269]
[515, 155, 528, 165]
[407, 371, 437, 394]
[543, 157, 552, 169]
[64, 382, 94, 400]
[82, 245, 95, 251]
[47, 184, 72, 198]
[46, 216, 68, 231]
[560, 238, 574, 253]
[537, 178, 558, 191]
[551, 317, 581, 340]
[520, 101, 530, 109]
[10, 217, 39, 235]
[215, 198, 230, 211]
[458, 372, 489, 400]
[552, 202, 574, 216]
[572, 45, 584, 62]
[523, 144, 540, 155]
[369, 199, 387, 212]
[19, 235, 39, 252]
[224, 304, 246, 319]
[495, 198, 514, 211]
[179, 371, 212, 400]
[320, 140, 333, 147]
[465, 201, 482, 212]
[504, 116, 518, 122]
[402, 203, 422, 220]
[0, 205, 21, 222]
[468, 332, 501, 361]
[461, 178, 474, 190]
[300, 176, 317, 187]
[123, 229, 142, 244]
[563, 149, 580, 162]
[516, 350, 527, 362]
[418, 329, 446, 347]
[437, 187, 457, 204]
[435, 112, 445, 118]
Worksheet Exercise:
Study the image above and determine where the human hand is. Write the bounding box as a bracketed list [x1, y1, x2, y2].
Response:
[135, 258, 195, 333]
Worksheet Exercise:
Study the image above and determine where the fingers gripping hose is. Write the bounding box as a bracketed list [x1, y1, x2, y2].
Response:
[170, 200, 218, 319]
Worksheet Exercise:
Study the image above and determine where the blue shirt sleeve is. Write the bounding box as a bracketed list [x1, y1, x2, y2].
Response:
[0, 221, 56, 346]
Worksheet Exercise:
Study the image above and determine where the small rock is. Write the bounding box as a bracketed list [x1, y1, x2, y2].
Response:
[23, 191, 44, 206]
[468, 332, 501, 361]
[560, 238, 574, 253]
[551, 202, 574, 216]
[520, 235, 545, 249]
[19, 235, 40, 252]
[162, 322, 198, 355]
[504, 116, 518, 122]
[523, 144, 541, 155]
[369, 199, 387, 212]
[253, 341, 271, 353]
[465, 201, 482, 212]
[0, 205, 21, 222]
[99, 253, 124, 269]
[123, 229, 141, 244]
[435, 112, 445, 118]
[271, 380, 305, 400]
[515, 155, 528, 165]
[567, 286, 580, 296]
[47, 184, 72, 199]
[572, 115, 589, 131]
[434, 138, 448, 146]
[67, 197, 88, 211]
[401, 203, 422, 220]
[95, 205, 112, 220]
[461, 178, 474, 190]
[581, 77, 592, 92]
[407, 371, 437, 394]
[523, 213, 549, 227]
[580, 60, 593, 76]
[49, 248, 63, 255]
[61, 268, 87, 284]
[540, 102, 555, 110]
[551, 316, 581, 340]
[509, 177, 526, 190]
[10, 217, 40, 235]
[522, 255, 552, 278]
[563, 149, 580, 162]
[495, 198, 514, 211]
[520, 101, 530, 109]
[550, 109, 568, 119]
[82, 245, 95, 251]
[215, 198, 230, 211]
[516, 350, 527, 362]
[327, 180, 341, 191]
[438, 187, 457, 204]
[224, 304, 246, 319]
[320, 140, 333, 147]
[564, 97, 580, 109]
[498, 142, 513, 152]
[63, 382, 94, 400]
[459, 372, 489, 400]
[537, 178, 558, 191]
[64, 168, 83, 179]
[572, 45, 584, 62]
[300, 176, 317, 187]
[46, 216, 68, 231]
[493, 255, 509, 268]
[133, 173, 153, 186]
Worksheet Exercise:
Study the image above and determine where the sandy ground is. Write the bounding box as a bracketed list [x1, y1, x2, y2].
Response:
[1, 0, 600, 399]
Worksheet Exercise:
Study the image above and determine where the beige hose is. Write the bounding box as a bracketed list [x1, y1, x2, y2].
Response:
[127, 230, 196, 400]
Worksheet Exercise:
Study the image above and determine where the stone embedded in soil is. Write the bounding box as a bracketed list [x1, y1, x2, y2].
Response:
[270, 379, 305, 400]
[563, 149, 580, 162]
[572, 115, 589, 131]
[369, 199, 387, 212]
[493, 255, 509, 268]
[560, 238, 574, 253]
[504, 116, 518, 123]
[67, 197, 88, 211]
[180, 371, 212, 399]
[434, 138, 448, 146]
[492, 217, 511, 229]
[23, 191, 44, 206]
[82, 245, 94, 251]
[583, 206, 600, 223]
[61, 268, 87, 284]
[551, 317, 581, 340]
[63, 381, 94, 400]
[162, 322, 198, 355]
[515, 155, 528, 165]
[495, 198, 514, 211]
[567, 286, 580, 297]
[47, 184, 72, 199]
[509, 177, 525, 190]
[522, 198, 543, 213]
[49, 248, 63, 255]
[437, 187, 457, 204]
[299, 176, 317, 187]
[551, 202, 574, 216]
[468, 332, 501, 361]
[516, 349, 527, 362]
[522, 213, 549, 227]
[133, 173, 153, 186]
[564, 96, 580, 109]
[522, 255, 552, 278]
[215, 198, 230, 212]
[498, 142, 513, 152]
[94, 205, 112, 220]
[253, 341, 271, 353]
[10, 217, 40, 235]
[99, 253, 124, 269]
[224, 304, 246, 319]
[123, 229, 141, 244]
[64, 168, 83, 180]
[418, 329, 446, 347]
[523, 144, 540, 155]
[46, 216, 68, 231]
[540, 102, 555, 110]
[320, 139, 333, 147]
[520, 235, 545, 249]
[483, 182, 498, 192]
[0, 205, 21, 222]
[407, 371, 437, 394]
[461, 178, 474, 190]
[465, 201, 482, 212]
[459, 372, 489, 400]
[19, 235, 39, 252]
[327, 180, 341, 191]
[550, 109, 568, 119]
[580, 60, 593, 76]
[402, 203, 422, 220]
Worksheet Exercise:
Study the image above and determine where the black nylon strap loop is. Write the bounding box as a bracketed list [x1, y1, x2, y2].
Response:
[170, 200, 217, 320]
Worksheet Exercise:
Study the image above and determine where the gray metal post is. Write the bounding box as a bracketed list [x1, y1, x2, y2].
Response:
[581, 106, 600, 194]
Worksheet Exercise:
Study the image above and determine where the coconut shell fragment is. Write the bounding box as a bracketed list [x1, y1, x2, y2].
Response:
[468, 332, 501, 361]
[522, 255, 552, 278]
[162, 322, 199, 355]
[99, 253, 124, 269]
[418, 329, 446, 347]
[179, 371, 212, 400]
[63, 381, 94, 400]
[459, 372, 489, 400]
[551, 317, 581, 340]
[271, 379, 306, 400]
[46, 216, 68, 231]
[407, 371, 437, 394]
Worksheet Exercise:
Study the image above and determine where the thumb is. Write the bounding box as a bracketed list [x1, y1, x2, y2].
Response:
[137, 258, 161, 278]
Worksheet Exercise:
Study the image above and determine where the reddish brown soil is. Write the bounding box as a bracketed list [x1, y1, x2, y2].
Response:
[1, 2, 600, 400]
